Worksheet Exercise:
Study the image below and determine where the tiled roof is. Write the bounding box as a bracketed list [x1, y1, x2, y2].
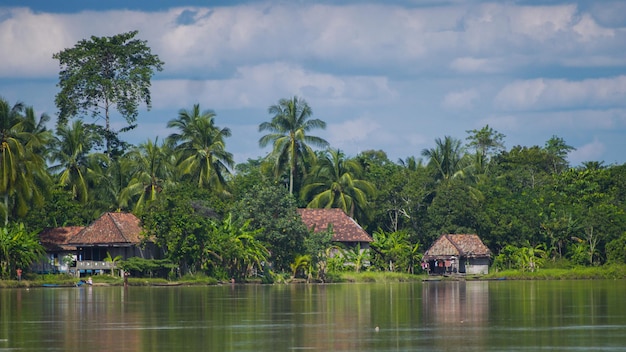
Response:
[38, 226, 83, 251]
[297, 208, 372, 243]
[68, 212, 144, 245]
[424, 234, 491, 259]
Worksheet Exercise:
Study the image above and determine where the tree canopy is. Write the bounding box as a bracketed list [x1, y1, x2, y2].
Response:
[53, 30, 164, 154]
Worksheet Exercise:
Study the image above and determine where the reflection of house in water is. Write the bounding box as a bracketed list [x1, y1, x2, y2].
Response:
[422, 281, 489, 349]
[422, 234, 491, 275]
[422, 281, 489, 324]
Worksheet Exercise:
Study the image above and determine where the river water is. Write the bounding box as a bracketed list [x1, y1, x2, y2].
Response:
[1, 280, 626, 351]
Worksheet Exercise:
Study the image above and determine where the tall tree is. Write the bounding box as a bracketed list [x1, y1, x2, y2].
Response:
[544, 135, 575, 174]
[421, 136, 469, 182]
[53, 30, 164, 154]
[301, 149, 375, 223]
[48, 120, 106, 204]
[167, 104, 234, 192]
[0, 98, 50, 225]
[233, 183, 308, 272]
[465, 125, 506, 159]
[258, 96, 329, 195]
[120, 138, 175, 211]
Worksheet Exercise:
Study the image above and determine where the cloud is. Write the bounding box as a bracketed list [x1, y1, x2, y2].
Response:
[327, 118, 382, 151]
[442, 89, 480, 110]
[494, 76, 626, 111]
[0, 8, 64, 77]
[1, 1, 625, 165]
[150, 62, 396, 110]
[572, 13, 615, 42]
[569, 139, 606, 164]
[0, 2, 621, 80]
[450, 57, 503, 73]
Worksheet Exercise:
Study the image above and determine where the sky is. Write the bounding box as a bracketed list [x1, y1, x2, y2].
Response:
[1, 0, 625, 166]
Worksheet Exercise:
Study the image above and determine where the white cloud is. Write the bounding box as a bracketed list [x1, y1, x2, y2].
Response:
[573, 14, 615, 42]
[494, 76, 626, 111]
[150, 62, 395, 110]
[0, 2, 621, 79]
[327, 118, 381, 149]
[450, 57, 503, 73]
[442, 89, 480, 110]
[569, 139, 606, 164]
[1, 1, 626, 165]
[0, 8, 63, 77]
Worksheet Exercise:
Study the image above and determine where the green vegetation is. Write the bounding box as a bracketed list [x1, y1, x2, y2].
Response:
[485, 264, 626, 280]
[2, 33, 626, 284]
[333, 271, 424, 283]
[53, 30, 164, 154]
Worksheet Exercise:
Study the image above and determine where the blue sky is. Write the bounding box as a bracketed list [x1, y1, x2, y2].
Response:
[1, 1, 625, 165]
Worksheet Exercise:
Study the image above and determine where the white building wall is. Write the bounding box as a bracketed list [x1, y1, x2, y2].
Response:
[464, 257, 490, 275]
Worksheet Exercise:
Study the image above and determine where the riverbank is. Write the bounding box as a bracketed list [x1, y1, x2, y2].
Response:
[4, 265, 626, 288]
[483, 264, 626, 280]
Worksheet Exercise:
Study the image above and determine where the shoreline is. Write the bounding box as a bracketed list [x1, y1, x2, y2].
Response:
[3, 265, 626, 288]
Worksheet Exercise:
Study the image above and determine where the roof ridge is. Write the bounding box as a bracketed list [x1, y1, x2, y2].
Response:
[108, 212, 130, 243]
[445, 234, 465, 256]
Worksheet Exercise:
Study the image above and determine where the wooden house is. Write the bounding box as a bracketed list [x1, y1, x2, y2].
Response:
[423, 234, 491, 275]
[32, 226, 83, 274]
[66, 212, 158, 275]
[297, 208, 373, 250]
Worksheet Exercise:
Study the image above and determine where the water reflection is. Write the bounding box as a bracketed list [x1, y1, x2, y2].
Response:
[422, 281, 489, 324]
[3, 281, 626, 351]
[422, 281, 489, 350]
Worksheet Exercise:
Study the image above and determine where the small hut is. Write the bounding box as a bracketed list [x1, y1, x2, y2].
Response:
[423, 234, 491, 275]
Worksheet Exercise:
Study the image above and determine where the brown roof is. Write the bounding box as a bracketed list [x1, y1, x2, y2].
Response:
[39, 226, 83, 251]
[68, 212, 144, 246]
[424, 234, 491, 259]
[297, 208, 372, 243]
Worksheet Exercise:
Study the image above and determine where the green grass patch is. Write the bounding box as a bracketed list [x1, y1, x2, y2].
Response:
[485, 264, 626, 280]
[333, 271, 423, 283]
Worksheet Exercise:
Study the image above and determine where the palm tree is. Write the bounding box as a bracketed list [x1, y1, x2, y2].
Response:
[259, 96, 329, 195]
[398, 156, 424, 172]
[120, 138, 175, 211]
[0, 98, 50, 225]
[301, 149, 375, 223]
[421, 136, 469, 182]
[167, 104, 234, 191]
[290, 254, 312, 278]
[48, 120, 106, 204]
[21, 106, 53, 158]
[103, 251, 123, 276]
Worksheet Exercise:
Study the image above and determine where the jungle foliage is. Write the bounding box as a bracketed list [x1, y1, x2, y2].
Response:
[4, 32, 626, 281]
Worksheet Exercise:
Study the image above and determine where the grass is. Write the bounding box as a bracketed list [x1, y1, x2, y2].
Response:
[484, 264, 626, 280]
[5, 265, 626, 288]
[331, 271, 424, 283]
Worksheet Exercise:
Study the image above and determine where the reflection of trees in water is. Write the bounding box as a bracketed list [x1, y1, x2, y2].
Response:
[423, 281, 489, 324]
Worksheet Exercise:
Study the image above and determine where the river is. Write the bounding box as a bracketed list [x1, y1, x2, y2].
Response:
[2, 280, 626, 351]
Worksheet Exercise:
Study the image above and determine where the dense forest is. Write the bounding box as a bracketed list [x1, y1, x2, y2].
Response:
[1, 31, 625, 281]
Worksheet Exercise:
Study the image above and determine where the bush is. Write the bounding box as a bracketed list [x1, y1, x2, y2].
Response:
[119, 258, 177, 279]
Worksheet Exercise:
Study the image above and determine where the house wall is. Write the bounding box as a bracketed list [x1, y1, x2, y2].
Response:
[77, 243, 159, 261]
[465, 257, 490, 275]
[31, 252, 74, 274]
